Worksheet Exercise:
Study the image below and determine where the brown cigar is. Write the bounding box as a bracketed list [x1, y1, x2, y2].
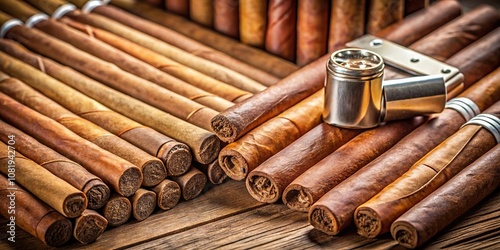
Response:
[404, 0, 428, 16]
[194, 159, 228, 184]
[355, 102, 500, 238]
[219, 90, 324, 181]
[296, 0, 329, 66]
[246, 123, 361, 203]
[0, 120, 110, 210]
[189, 0, 213, 27]
[391, 144, 500, 249]
[239, 0, 267, 48]
[213, 0, 239, 39]
[0, 175, 73, 247]
[265, 0, 297, 62]
[109, 0, 297, 80]
[72, 3, 276, 90]
[0, 141, 87, 218]
[141, 0, 164, 7]
[366, 0, 404, 34]
[151, 179, 181, 210]
[165, 0, 189, 16]
[282, 117, 425, 212]
[129, 188, 157, 221]
[309, 47, 500, 235]
[328, 0, 365, 52]
[101, 193, 132, 227]
[0, 39, 193, 174]
[171, 167, 207, 200]
[73, 209, 108, 244]
[0, 92, 143, 197]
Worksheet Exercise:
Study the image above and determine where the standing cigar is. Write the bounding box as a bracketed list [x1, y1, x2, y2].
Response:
[214, 0, 239, 39]
[239, 0, 267, 48]
[282, 117, 425, 211]
[0, 77, 167, 187]
[141, 0, 163, 7]
[355, 102, 500, 238]
[165, 0, 189, 16]
[101, 193, 132, 227]
[0, 92, 143, 197]
[404, 0, 428, 16]
[328, 0, 365, 52]
[211, 0, 461, 143]
[73, 209, 108, 244]
[296, 0, 329, 66]
[189, 0, 213, 27]
[171, 167, 207, 200]
[194, 159, 228, 185]
[219, 90, 323, 181]
[0, 120, 110, 210]
[129, 188, 157, 221]
[391, 144, 500, 249]
[265, 0, 297, 62]
[109, 0, 298, 79]
[0, 175, 73, 247]
[0, 141, 87, 218]
[0, 39, 192, 174]
[151, 179, 181, 210]
[366, 0, 404, 34]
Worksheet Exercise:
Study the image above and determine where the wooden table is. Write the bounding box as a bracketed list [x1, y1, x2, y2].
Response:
[1, 180, 499, 249]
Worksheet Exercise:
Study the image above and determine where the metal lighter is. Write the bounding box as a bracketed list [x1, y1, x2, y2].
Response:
[323, 48, 447, 129]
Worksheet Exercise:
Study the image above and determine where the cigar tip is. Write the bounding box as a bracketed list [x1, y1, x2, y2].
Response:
[119, 167, 143, 197]
[63, 192, 88, 218]
[211, 115, 237, 143]
[197, 133, 221, 164]
[308, 206, 339, 235]
[354, 208, 382, 238]
[164, 144, 192, 176]
[84, 180, 111, 210]
[219, 151, 248, 181]
[246, 174, 280, 203]
[181, 171, 207, 200]
[283, 185, 313, 212]
[39, 212, 73, 247]
[207, 161, 227, 184]
[155, 180, 181, 210]
[103, 196, 132, 227]
[74, 211, 108, 244]
[141, 159, 167, 187]
[131, 189, 157, 221]
[391, 221, 419, 249]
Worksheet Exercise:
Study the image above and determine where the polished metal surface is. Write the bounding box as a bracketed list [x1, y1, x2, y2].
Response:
[463, 114, 500, 143]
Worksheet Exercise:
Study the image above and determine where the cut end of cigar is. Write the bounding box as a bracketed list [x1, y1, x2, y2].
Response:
[131, 190, 157, 221]
[103, 196, 132, 227]
[283, 185, 313, 212]
[181, 172, 207, 200]
[391, 221, 419, 249]
[39, 212, 73, 247]
[197, 133, 221, 164]
[219, 151, 248, 181]
[118, 167, 143, 197]
[207, 161, 227, 184]
[141, 159, 167, 187]
[211, 115, 238, 143]
[246, 174, 279, 203]
[63, 192, 88, 218]
[84, 180, 111, 210]
[154, 180, 181, 210]
[74, 211, 108, 244]
[308, 206, 340, 235]
[354, 208, 382, 238]
[164, 143, 192, 176]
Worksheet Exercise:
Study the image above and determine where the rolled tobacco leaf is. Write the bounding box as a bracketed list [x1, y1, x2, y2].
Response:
[170, 167, 207, 200]
[328, 0, 365, 52]
[265, 0, 297, 62]
[366, 0, 404, 34]
[239, 0, 267, 48]
[129, 188, 157, 221]
[151, 179, 181, 210]
[165, 0, 189, 16]
[73, 209, 108, 244]
[189, 0, 213, 27]
[296, 0, 329, 66]
[213, 0, 239, 39]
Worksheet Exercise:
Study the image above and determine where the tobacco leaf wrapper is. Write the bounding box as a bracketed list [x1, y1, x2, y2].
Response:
[214, 0, 239, 39]
[151, 179, 181, 210]
[239, 0, 267, 48]
[0, 120, 110, 210]
[366, 0, 404, 34]
[265, 0, 297, 62]
[73, 209, 108, 244]
[165, 0, 189, 16]
[189, 0, 213, 27]
[0, 175, 73, 247]
[171, 167, 207, 200]
[404, 0, 429, 16]
[328, 0, 365, 52]
[101, 193, 132, 227]
[129, 188, 157, 221]
[296, 0, 329, 66]
[0, 40, 193, 173]
[110, 0, 297, 79]
[355, 102, 500, 238]
[391, 144, 500, 249]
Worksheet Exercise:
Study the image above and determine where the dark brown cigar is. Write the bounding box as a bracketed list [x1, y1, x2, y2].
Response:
[165, 0, 189, 16]
[328, 0, 365, 52]
[101, 193, 132, 227]
[214, 0, 239, 39]
[171, 167, 207, 200]
[404, 0, 428, 16]
[296, 0, 329, 66]
[265, 0, 297, 61]
[151, 179, 181, 210]
[194, 159, 228, 184]
[73, 209, 108, 244]
[129, 188, 157, 221]
[366, 0, 404, 34]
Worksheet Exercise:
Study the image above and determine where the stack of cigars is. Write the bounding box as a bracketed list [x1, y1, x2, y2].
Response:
[0, 0, 497, 248]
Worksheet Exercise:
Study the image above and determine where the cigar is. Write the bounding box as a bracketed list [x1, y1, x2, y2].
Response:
[0, 120, 110, 210]
[308, 43, 500, 235]
[142, 0, 164, 7]
[404, 0, 428, 16]
[170, 167, 207, 200]
[213, 0, 239, 39]
[328, 0, 365, 52]
[0, 39, 193, 173]
[366, 0, 404, 34]
[72, 3, 275, 91]
[265, 0, 297, 62]
[165, 0, 189, 16]
[151, 179, 181, 210]
[189, 0, 213, 27]
[282, 117, 425, 212]
[0, 175, 73, 247]
[391, 144, 500, 249]
[59, 17, 247, 106]
[0, 42, 219, 165]
[246, 123, 361, 203]
[355, 102, 500, 238]
[194, 159, 228, 185]
[0, 92, 143, 197]
[211, 0, 461, 143]
[239, 0, 267, 48]
[101, 193, 132, 227]
[109, 0, 297, 80]
[129, 188, 157, 221]
[219, 91, 324, 181]
[296, 0, 329, 66]
[0, 141, 87, 218]
[73, 209, 108, 244]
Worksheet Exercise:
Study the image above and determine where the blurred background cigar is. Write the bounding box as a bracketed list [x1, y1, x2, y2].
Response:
[265, 0, 297, 62]
[296, 0, 329, 66]
[214, 0, 239, 39]
[239, 0, 267, 48]
[366, 0, 404, 34]
[165, 0, 189, 16]
[189, 0, 213, 27]
[328, 0, 365, 52]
